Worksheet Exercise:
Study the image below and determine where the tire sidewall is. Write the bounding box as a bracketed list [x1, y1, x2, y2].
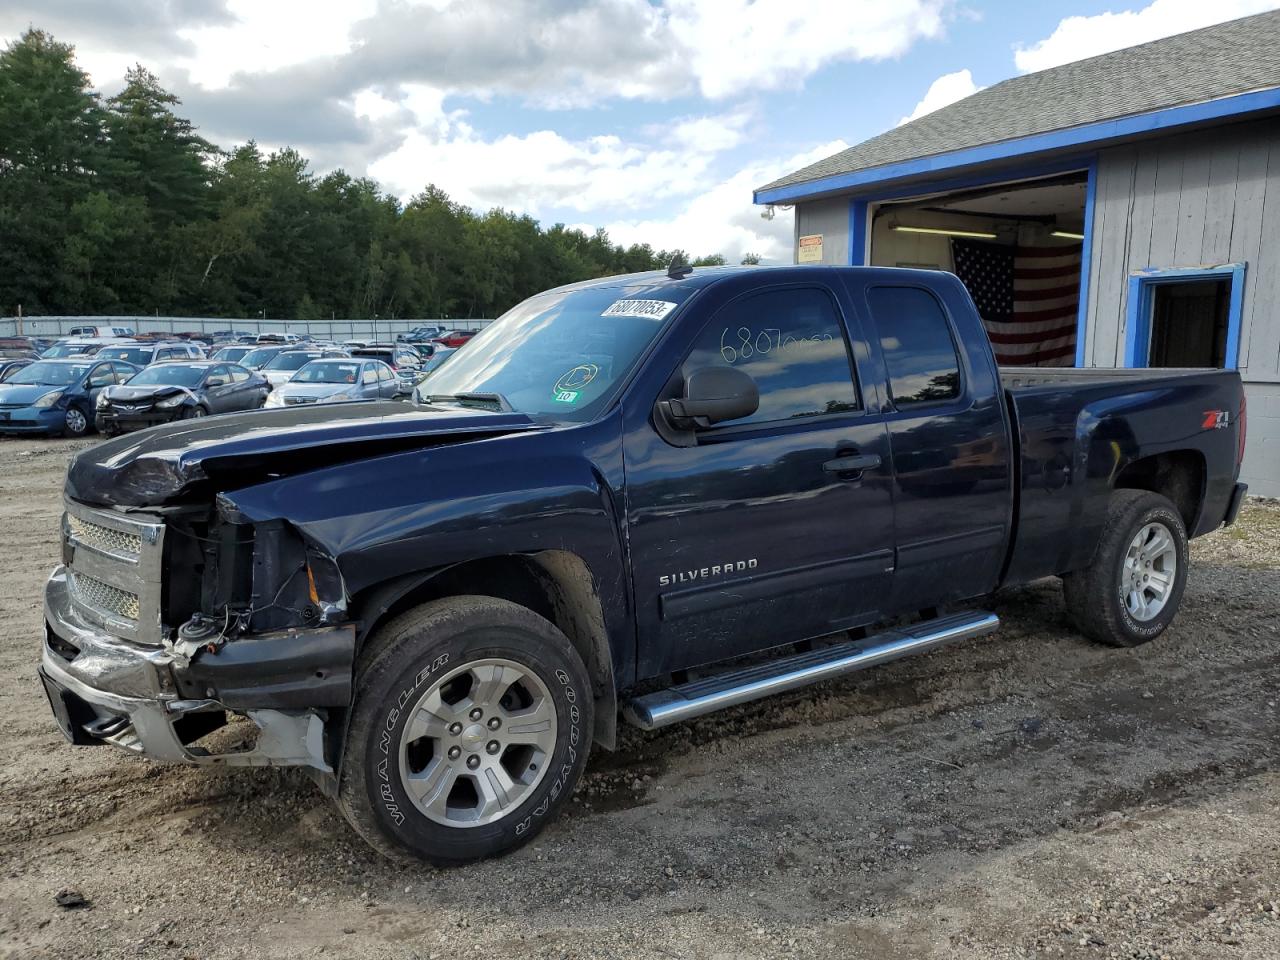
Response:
[354, 620, 589, 862]
[1109, 501, 1189, 642]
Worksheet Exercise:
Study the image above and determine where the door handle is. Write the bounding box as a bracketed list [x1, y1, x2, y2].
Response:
[823, 453, 881, 475]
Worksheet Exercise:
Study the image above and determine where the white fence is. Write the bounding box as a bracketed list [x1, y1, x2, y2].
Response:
[0, 316, 493, 339]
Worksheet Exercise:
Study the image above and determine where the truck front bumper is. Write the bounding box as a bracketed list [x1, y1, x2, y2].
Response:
[40, 566, 340, 770]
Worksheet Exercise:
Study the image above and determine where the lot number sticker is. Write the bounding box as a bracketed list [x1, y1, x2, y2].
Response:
[601, 299, 677, 320]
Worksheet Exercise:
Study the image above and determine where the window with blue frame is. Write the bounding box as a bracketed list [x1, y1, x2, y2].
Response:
[1123, 265, 1246, 369]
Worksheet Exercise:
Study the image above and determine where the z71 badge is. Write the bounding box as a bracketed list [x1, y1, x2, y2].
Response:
[1202, 409, 1231, 430]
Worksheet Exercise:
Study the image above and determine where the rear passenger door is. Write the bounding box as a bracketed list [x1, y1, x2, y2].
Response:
[858, 282, 1012, 611]
[625, 281, 895, 676]
[227, 364, 259, 409]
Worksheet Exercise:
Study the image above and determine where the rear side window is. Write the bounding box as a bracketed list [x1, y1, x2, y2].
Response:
[680, 286, 858, 427]
[867, 286, 962, 407]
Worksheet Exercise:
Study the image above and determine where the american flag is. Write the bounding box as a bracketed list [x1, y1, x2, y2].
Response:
[951, 238, 1081, 366]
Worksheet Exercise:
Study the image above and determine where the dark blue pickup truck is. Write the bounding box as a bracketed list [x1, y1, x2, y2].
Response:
[39, 265, 1247, 863]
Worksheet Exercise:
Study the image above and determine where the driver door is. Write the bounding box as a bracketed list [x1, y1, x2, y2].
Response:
[623, 283, 895, 677]
[201, 364, 234, 413]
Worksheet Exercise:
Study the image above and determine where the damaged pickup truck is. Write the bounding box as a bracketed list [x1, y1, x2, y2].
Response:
[40, 265, 1247, 863]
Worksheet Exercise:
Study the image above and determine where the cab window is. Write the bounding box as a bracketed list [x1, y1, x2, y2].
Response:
[867, 286, 962, 407]
[680, 286, 859, 428]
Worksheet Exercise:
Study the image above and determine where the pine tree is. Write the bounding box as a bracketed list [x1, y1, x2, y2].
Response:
[0, 29, 106, 313]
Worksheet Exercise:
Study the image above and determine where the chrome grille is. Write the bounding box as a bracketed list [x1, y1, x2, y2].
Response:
[71, 573, 140, 620]
[284, 395, 319, 405]
[67, 514, 142, 557]
[63, 499, 166, 644]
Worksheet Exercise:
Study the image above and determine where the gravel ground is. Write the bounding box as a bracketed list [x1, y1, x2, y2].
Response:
[1, 436, 1278, 960]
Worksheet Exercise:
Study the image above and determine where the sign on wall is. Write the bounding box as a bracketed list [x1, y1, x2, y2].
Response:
[797, 234, 824, 263]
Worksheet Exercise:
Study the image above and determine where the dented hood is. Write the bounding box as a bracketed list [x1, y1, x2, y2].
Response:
[66, 401, 542, 508]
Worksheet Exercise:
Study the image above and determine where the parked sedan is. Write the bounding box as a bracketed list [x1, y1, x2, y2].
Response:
[0, 358, 137, 436]
[263, 358, 400, 408]
[260, 348, 350, 387]
[237, 345, 291, 371]
[95, 361, 269, 435]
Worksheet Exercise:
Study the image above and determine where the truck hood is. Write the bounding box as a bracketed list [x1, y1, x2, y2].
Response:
[66, 401, 543, 508]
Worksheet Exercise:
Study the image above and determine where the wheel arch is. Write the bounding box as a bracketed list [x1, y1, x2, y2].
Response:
[350, 550, 618, 751]
[1112, 449, 1205, 534]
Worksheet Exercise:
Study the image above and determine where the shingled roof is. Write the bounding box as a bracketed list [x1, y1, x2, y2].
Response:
[758, 10, 1280, 196]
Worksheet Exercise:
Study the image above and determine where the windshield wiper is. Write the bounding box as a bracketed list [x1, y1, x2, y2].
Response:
[422, 392, 514, 412]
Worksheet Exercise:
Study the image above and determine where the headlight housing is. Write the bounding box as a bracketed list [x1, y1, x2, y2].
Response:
[95, 392, 110, 409]
[156, 394, 186, 409]
[34, 391, 63, 409]
[264, 392, 284, 407]
[329, 392, 351, 402]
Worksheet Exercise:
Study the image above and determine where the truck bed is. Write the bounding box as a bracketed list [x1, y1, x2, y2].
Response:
[1000, 366, 1221, 390]
[997, 365, 1244, 589]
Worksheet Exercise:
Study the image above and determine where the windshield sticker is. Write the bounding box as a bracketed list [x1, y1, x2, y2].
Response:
[554, 363, 599, 394]
[552, 390, 579, 403]
[601, 299, 677, 320]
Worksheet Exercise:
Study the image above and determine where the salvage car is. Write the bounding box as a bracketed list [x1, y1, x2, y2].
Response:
[260, 348, 351, 388]
[95, 361, 269, 434]
[0, 358, 136, 436]
[264, 358, 400, 408]
[95, 341, 206, 366]
[39, 266, 1246, 865]
[210, 345, 255, 364]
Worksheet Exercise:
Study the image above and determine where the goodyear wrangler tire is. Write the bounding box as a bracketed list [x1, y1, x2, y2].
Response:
[337, 596, 593, 864]
[1061, 490, 1189, 647]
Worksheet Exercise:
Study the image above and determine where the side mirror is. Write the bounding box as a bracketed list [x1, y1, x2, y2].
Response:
[661, 366, 759, 430]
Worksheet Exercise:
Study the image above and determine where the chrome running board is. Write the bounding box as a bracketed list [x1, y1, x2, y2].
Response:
[622, 610, 999, 730]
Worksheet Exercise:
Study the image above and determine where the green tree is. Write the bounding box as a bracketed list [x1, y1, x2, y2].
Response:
[0, 29, 106, 313]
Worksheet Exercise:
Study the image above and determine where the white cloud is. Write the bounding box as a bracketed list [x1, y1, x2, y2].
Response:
[368, 107, 757, 214]
[605, 140, 850, 264]
[667, 0, 951, 99]
[898, 68, 980, 125]
[1013, 0, 1280, 73]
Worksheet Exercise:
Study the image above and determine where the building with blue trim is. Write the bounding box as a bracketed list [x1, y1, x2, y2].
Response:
[756, 11, 1280, 496]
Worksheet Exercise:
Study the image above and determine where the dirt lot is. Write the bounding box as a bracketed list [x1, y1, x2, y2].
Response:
[1, 436, 1278, 960]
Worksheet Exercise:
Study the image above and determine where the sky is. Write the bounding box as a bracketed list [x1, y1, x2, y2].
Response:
[3, 0, 1278, 263]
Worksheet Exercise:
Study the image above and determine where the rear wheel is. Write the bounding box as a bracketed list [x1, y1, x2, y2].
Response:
[338, 596, 592, 864]
[1062, 490, 1189, 646]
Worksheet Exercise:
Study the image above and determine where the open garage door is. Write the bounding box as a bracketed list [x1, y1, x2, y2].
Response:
[868, 173, 1087, 367]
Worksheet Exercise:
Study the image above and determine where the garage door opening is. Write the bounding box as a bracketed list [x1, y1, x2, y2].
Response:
[867, 172, 1088, 367]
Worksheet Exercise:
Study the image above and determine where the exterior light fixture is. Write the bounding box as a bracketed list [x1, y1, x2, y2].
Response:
[1050, 229, 1086, 240]
[891, 225, 998, 240]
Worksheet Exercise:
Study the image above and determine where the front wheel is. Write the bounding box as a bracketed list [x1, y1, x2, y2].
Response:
[63, 405, 90, 437]
[338, 596, 593, 864]
[1062, 490, 1189, 646]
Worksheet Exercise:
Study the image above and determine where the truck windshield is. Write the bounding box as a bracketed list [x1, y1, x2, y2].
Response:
[422, 284, 693, 419]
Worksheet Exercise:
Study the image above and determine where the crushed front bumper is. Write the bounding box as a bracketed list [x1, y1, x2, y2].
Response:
[40, 566, 340, 770]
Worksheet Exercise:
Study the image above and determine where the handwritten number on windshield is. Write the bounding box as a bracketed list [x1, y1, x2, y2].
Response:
[719, 327, 833, 364]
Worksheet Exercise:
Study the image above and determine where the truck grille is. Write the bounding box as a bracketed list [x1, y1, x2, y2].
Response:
[66, 515, 142, 557]
[70, 573, 141, 620]
[63, 499, 166, 644]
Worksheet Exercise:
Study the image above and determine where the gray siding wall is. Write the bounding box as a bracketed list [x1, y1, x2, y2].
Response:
[793, 197, 850, 265]
[1084, 118, 1280, 496]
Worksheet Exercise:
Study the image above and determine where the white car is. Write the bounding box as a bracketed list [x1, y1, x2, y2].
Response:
[260, 348, 348, 387]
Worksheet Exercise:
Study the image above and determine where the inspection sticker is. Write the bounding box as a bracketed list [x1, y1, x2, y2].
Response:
[552, 390, 580, 403]
[601, 299, 677, 320]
